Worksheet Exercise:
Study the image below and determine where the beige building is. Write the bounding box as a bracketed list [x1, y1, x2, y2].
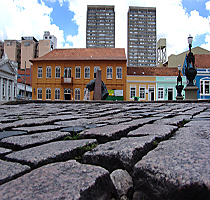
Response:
[168, 46, 210, 68]
[1, 31, 57, 69]
[21, 37, 38, 69]
[39, 31, 57, 57]
[4, 40, 21, 68]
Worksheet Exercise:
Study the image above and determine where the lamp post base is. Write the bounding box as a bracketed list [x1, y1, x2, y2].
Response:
[184, 86, 199, 100]
[176, 95, 184, 100]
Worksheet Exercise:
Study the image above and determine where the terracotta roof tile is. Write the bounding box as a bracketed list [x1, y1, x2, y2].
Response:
[127, 67, 181, 76]
[30, 48, 126, 62]
[195, 54, 210, 68]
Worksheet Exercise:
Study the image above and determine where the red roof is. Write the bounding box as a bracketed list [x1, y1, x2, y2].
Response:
[195, 54, 210, 68]
[127, 67, 181, 76]
[30, 48, 127, 62]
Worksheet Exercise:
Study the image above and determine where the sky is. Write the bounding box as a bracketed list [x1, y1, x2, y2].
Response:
[0, 0, 210, 58]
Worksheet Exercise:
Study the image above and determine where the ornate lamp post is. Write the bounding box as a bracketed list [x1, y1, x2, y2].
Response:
[176, 64, 184, 100]
[184, 34, 198, 99]
[185, 35, 197, 86]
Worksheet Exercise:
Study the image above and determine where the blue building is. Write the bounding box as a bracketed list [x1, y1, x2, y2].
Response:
[194, 55, 210, 99]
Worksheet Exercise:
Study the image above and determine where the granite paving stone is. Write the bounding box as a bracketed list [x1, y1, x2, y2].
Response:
[0, 101, 210, 199]
[0, 117, 59, 131]
[1, 131, 71, 150]
[11, 124, 65, 134]
[0, 130, 27, 139]
[0, 160, 30, 185]
[127, 124, 177, 140]
[6, 139, 97, 169]
[0, 147, 12, 156]
[83, 136, 157, 173]
[79, 124, 133, 143]
[133, 125, 210, 200]
[153, 115, 192, 126]
[0, 160, 116, 200]
[121, 117, 162, 128]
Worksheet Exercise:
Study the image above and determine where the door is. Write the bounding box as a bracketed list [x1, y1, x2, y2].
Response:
[64, 88, 71, 100]
[149, 87, 155, 101]
[168, 88, 173, 100]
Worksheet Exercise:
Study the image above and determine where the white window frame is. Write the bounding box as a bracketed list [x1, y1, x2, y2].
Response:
[139, 86, 146, 100]
[130, 85, 136, 99]
[55, 66, 61, 78]
[107, 66, 112, 79]
[116, 67, 122, 79]
[158, 87, 164, 100]
[64, 67, 71, 78]
[55, 88, 60, 100]
[75, 88, 80, 100]
[37, 88, 42, 100]
[75, 66, 81, 79]
[38, 67, 42, 78]
[46, 88, 51, 100]
[84, 66, 90, 79]
[46, 66, 51, 78]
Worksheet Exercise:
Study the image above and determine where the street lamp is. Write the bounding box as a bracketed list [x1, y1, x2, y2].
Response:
[185, 34, 197, 86]
[176, 64, 184, 100]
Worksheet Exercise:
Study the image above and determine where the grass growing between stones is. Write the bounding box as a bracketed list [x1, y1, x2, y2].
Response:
[75, 143, 98, 163]
[64, 130, 80, 140]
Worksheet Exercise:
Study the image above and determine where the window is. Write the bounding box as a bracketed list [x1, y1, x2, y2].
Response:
[205, 81, 209, 94]
[55, 88, 60, 100]
[38, 67, 42, 78]
[158, 87, 164, 100]
[37, 88, 42, 99]
[75, 66, 81, 79]
[200, 80, 210, 94]
[2, 81, 5, 96]
[75, 88, 80, 100]
[139, 86, 145, 99]
[46, 88, 51, 100]
[55, 66, 61, 78]
[14, 86, 16, 97]
[130, 85, 136, 99]
[46, 66, 51, 78]
[64, 67, 71, 78]
[84, 66, 90, 79]
[8, 84, 11, 97]
[107, 66, 112, 79]
[116, 67, 122, 79]
[94, 66, 100, 78]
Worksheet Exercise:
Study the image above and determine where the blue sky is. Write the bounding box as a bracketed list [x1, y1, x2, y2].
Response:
[0, 0, 210, 57]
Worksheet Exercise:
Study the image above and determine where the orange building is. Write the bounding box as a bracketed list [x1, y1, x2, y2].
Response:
[30, 48, 127, 100]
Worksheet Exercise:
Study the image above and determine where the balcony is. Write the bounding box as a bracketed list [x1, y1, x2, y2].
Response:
[61, 77, 73, 84]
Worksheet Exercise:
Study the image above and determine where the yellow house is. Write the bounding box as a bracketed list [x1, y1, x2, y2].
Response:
[30, 48, 127, 100]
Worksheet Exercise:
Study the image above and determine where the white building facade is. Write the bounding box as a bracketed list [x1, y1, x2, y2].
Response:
[0, 54, 18, 103]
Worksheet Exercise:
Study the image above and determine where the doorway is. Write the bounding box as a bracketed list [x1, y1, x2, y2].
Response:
[149, 87, 155, 101]
[168, 88, 173, 100]
[64, 88, 71, 100]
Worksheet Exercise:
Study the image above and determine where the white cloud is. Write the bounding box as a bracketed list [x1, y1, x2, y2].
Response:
[0, 0, 65, 47]
[66, 0, 210, 56]
[1, 0, 210, 58]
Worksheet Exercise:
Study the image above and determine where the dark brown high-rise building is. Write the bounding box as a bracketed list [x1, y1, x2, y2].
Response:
[86, 5, 115, 48]
[127, 6, 156, 67]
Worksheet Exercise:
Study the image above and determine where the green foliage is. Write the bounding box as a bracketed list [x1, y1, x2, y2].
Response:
[152, 140, 158, 148]
[64, 129, 80, 140]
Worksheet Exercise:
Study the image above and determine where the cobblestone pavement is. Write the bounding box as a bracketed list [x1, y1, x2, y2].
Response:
[0, 101, 210, 200]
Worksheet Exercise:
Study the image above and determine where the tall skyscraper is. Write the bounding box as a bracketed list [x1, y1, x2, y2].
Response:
[86, 5, 115, 48]
[127, 6, 157, 67]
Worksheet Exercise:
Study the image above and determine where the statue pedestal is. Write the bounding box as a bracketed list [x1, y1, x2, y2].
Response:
[184, 86, 199, 100]
[94, 70, 101, 100]
[176, 95, 184, 100]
